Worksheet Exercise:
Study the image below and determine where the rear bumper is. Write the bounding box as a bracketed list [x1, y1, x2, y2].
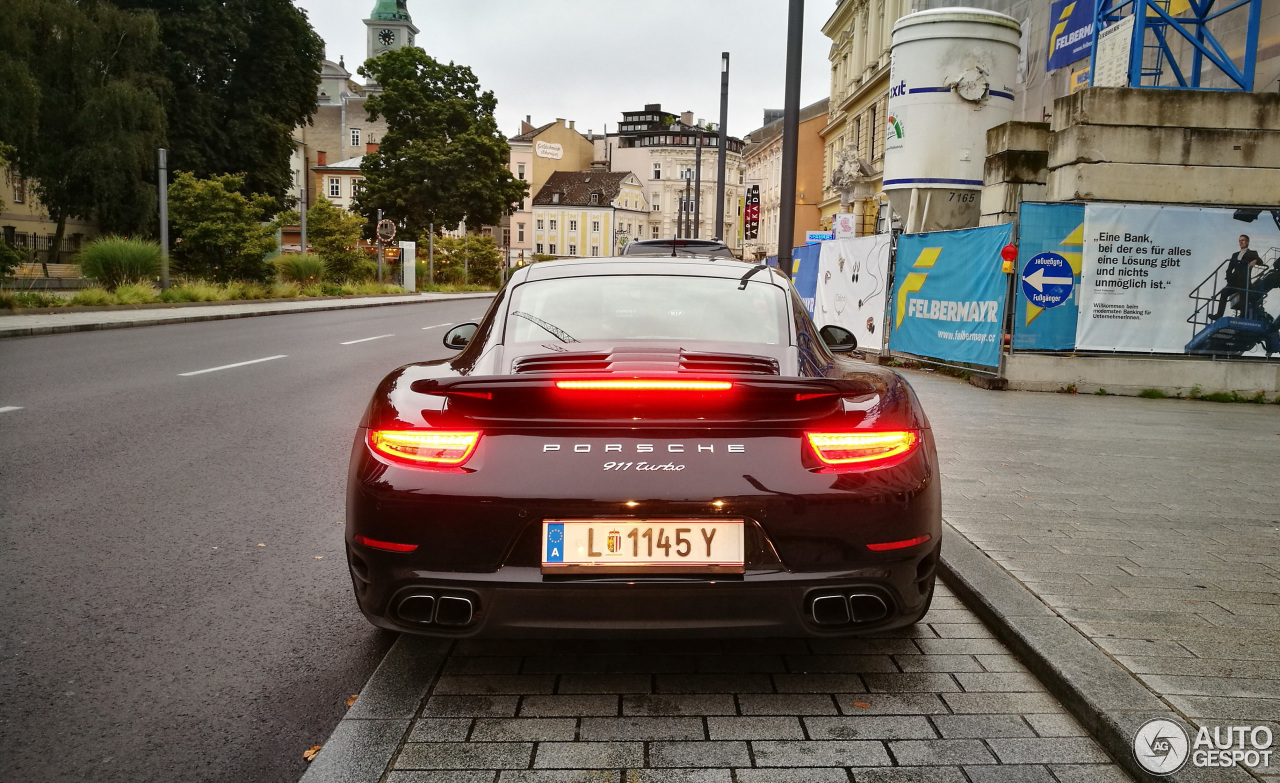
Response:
[347, 543, 938, 638]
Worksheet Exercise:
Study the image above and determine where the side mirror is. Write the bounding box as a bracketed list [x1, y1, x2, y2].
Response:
[442, 323, 478, 350]
[819, 324, 858, 353]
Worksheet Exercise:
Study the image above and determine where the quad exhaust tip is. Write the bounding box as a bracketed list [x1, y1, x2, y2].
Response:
[395, 593, 475, 626]
[810, 592, 889, 626]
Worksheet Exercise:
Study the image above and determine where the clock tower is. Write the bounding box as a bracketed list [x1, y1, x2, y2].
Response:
[364, 0, 419, 65]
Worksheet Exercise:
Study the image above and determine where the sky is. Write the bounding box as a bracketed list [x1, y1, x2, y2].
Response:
[294, 0, 835, 139]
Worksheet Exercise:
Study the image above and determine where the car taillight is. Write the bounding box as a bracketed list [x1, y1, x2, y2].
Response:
[353, 535, 419, 553]
[368, 429, 480, 467]
[806, 430, 919, 469]
[556, 379, 733, 391]
[867, 534, 932, 551]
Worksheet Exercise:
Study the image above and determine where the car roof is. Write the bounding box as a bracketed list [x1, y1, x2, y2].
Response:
[518, 256, 783, 283]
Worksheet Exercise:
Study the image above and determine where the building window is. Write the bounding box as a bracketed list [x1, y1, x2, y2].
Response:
[549, 243, 556, 254]
[502, 227, 511, 247]
[517, 222, 525, 242]
[294, 169, 301, 187]
[652, 193, 660, 211]
[351, 128, 361, 148]
[591, 220, 600, 233]
[590, 193, 599, 205]
[549, 219, 557, 230]
[535, 243, 544, 253]
[652, 163, 661, 180]
[328, 178, 341, 198]
[870, 105, 878, 159]
[681, 166, 693, 180]
[13, 178, 26, 204]
[517, 163, 526, 180]
[590, 245, 599, 256]
[652, 225, 660, 239]
[568, 219, 577, 231]
[568, 243, 576, 255]
[351, 179, 363, 198]
[536, 219, 544, 230]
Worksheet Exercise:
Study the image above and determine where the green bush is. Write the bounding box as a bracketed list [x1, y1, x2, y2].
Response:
[69, 287, 116, 306]
[300, 284, 325, 297]
[160, 280, 225, 303]
[1137, 388, 1167, 399]
[275, 253, 326, 284]
[270, 282, 302, 299]
[78, 237, 162, 289]
[12, 291, 66, 308]
[113, 283, 159, 305]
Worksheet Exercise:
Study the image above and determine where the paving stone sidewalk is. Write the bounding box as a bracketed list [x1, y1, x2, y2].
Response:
[302, 581, 1131, 783]
[0, 291, 494, 338]
[905, 371, 1280, 768]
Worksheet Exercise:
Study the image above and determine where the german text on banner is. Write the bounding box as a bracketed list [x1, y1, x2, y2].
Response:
[889, 224, 1013, 367]
[1077, 204, 1280, 357]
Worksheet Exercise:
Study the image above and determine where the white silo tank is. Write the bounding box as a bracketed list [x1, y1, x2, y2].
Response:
[883, 8, 1021, 233]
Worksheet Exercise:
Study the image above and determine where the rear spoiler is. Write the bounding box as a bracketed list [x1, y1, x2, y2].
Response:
[366, 370, 926, 432]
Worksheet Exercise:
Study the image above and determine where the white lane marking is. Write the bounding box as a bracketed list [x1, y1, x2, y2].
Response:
[422, 323, 452, 330]
[179, 355, 288, 377]
[340, 334, 395, 345]
[0, 406, 22, 414]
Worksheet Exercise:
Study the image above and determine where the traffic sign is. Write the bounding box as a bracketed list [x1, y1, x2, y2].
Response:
[1020, 252, 1074, 309]
[376, 219, 397, 243]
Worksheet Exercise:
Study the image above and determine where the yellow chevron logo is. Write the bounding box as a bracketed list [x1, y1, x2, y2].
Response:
[895, 247, 942, 328]
[1050, 3, 1076, 53]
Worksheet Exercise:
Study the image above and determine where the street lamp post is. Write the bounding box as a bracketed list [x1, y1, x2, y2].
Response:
[693, 132, 703, 239]
[777, 0, 804, 277]
[158, 148, 169, 290]
[715, 52, 730, 240]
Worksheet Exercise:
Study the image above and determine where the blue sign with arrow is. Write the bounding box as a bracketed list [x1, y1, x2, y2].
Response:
[1021, 252, 1075, 309]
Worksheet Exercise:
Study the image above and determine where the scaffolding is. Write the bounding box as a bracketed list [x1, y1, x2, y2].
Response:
[1090, 0, 1262, 90]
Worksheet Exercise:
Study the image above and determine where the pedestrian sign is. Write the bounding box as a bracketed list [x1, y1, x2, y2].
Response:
[1020, 252, 1074, 309]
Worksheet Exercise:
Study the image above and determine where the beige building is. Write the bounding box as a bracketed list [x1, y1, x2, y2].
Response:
[1, 172, 96, 264]
[531, 171, 648, 257]
[820, 0, 914, 235]
[506, 117, 595, 259]
[742, 99, 829, 260]
[600, 104, 746, 254]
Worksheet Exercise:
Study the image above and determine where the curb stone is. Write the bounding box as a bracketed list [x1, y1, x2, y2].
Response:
[0, 293, 494, 339]
[938, 522, 1261, 783]
[299, 636, 449, 783]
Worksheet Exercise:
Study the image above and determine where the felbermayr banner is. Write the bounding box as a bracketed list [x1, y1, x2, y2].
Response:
[791, 242, 822, 317]
[1046, 0, 1095, 71]
[890, 224, 1013, 367]
[1077, 204, 1280, 357]
[1014, 203, 1085, 350]
[815, 235, 892, 353]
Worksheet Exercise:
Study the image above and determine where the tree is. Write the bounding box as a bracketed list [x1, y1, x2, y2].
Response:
[355, 48, 527, 237]
[167, 172, 278, 282]
[109, 0, 324, 206]
[0, 0, 167, 257]
[429, 235, 503, 288]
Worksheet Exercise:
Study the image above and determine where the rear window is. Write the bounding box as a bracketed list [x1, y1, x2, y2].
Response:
[623, 240, 736, 258]
[504, 275, 788, 346]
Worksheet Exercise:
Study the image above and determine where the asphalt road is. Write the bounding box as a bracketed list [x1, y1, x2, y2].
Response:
[0, 298, 492, 783]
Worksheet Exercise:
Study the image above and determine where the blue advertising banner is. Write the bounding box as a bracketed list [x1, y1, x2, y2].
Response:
[889, 224, 1013, 367]
[791, 243, 822, 317]
[1013, 203, 1085, 350]
[1046, 0, 1095, 72]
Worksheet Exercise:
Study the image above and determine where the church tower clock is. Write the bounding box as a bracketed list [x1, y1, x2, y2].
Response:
[364, 0, 419, 64]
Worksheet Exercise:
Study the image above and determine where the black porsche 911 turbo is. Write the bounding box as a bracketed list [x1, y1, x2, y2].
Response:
[346, 257, 940, 637]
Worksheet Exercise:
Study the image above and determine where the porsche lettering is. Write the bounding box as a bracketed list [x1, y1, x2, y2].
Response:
[542, 443, 747, 453]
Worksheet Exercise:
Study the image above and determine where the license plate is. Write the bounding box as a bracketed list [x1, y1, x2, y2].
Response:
[542, 520, 745, 574]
